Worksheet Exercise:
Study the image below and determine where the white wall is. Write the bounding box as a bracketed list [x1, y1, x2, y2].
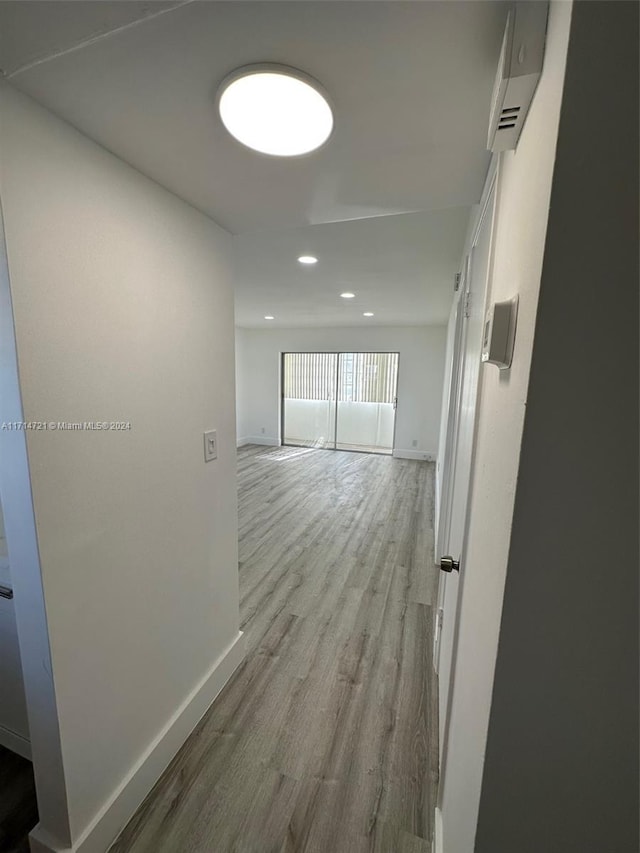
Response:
[438, 2, 573, 850]
[0, 83, 244, 852]
[475, 2, 638, 850]
[235, 325, 447, 459]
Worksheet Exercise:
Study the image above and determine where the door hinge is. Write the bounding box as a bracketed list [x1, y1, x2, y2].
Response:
[454, 272, 461, 292]
[464, 290, 472, 318]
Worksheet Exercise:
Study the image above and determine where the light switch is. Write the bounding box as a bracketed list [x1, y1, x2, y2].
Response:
[204, 430, 217, 462]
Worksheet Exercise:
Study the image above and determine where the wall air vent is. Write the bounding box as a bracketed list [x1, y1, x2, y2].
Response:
[487, 2, 549, 152]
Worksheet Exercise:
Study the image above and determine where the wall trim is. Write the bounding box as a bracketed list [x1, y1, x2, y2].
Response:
[238, 436, 279, 447]
[0, 723, 31, 760]
[392, 449, 436, 461]
[29, 632, 246, 853]
[432, 806, 444, 853]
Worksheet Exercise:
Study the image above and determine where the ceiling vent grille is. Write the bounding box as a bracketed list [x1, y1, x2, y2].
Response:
[487, 2, 548, 152]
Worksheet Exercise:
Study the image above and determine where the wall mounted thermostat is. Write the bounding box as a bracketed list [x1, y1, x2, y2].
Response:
[481, 296, 518, 369]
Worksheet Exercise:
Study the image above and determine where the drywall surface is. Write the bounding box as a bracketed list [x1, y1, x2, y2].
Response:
[439, 2, 573, 851]
[0, 83, 241, 848]
[234, 322, 249, 451]
[235, 326, 446, 458]
[475, 2, 639, 850]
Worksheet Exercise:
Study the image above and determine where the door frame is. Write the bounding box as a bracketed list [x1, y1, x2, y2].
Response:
[437, 160, 498, 560]
[436, 158, 499, 798]
[437, 254, 470, 563]
[280, 351, 400, 455]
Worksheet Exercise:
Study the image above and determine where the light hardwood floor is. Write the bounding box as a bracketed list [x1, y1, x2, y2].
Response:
[111, 445, 439, 853]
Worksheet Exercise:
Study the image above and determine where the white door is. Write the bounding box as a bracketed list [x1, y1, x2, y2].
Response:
[436, 176, 496, 774]
[435, 268, 467, 748]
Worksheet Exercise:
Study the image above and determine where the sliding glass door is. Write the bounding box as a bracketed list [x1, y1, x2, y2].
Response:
[281, 353, 337, 449]
[282, 352, 399, 455]
[335, 352, 398, 453]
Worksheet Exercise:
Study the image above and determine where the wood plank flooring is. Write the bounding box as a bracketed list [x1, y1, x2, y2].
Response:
[111, 445, 439, 853]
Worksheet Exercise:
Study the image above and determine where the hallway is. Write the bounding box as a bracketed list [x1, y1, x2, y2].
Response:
[111, 446, 439, 852]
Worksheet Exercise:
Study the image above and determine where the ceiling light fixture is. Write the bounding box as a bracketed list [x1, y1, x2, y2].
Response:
[298, 255, 318, 265]
[340, 292, 355, 299]
[218, 64, 333, 157]
[363, 312, 374, 317]
[264, 315, 275, 320]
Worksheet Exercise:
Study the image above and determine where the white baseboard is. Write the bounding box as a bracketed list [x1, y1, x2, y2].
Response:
[0, 723, 30, 760]
[392, 448, 436, 461]
[432, 806, 443, 853]
[30, 631, 246, 853]
[238, 436, 279, 447]
[29, 829, 66, 853]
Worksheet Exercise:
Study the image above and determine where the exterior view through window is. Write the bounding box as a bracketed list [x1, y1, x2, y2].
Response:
[281, 352, 399, 454]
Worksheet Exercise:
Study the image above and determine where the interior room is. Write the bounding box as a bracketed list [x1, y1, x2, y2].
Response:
[0, 3, 637, 853]
[232, 205, 465, 459]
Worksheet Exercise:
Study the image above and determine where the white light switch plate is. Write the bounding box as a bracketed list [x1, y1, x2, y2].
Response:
[204, 430, 217, 462]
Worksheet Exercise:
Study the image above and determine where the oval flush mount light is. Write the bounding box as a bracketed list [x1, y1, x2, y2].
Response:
[340, 292, 355, 299]
[363, 312, 374, 317]
[218, 64, 333, 157]
[264, 315, 275, 320]
[298, 255, 318, 265]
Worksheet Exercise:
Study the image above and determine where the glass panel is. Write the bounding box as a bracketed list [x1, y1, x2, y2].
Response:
[336, 352, 399, 454]
[282, 353, 337, 449]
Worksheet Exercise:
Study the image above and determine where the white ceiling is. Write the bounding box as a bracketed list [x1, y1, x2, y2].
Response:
[0, 1, 187, 77]
[234, 207, 469, 327]
[2, 1, 506, 233]
[0, 1, 506, 328]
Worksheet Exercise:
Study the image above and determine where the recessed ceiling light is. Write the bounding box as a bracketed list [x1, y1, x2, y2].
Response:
[363, 312, 374, 317]
[218, 64, 333, 157]
[340, 292, 355, 299]
[264, 315, 275, 320]
[298, 255, 318, 265]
